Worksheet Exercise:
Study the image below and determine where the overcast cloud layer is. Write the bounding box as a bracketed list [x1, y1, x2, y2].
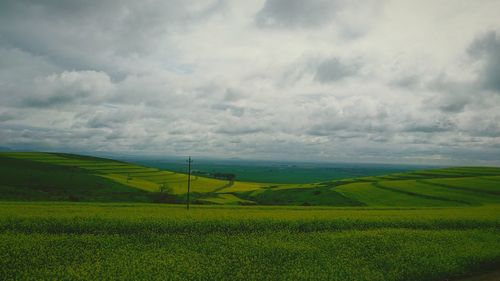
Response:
[1, 0, 500, 165]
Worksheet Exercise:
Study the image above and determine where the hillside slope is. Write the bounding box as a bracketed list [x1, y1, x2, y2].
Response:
[1, 152, 499, 206]
[0, 155, 151, 202]
[0, 152, 266, 204]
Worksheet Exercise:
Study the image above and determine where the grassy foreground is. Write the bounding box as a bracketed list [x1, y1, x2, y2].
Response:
[1, 152, 499, 280]
[0, 202, 499, 280]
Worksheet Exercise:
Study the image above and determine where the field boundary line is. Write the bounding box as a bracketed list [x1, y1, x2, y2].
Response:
[417, 180, 500, 196]
[212, 181, 234, 193]
[372, 182, 472, 205]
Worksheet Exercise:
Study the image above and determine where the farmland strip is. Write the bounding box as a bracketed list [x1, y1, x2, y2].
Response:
[418, 180, 500, 196]
[372, 182, 471, 205]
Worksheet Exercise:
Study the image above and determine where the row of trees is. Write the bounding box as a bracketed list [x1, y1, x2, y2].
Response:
[210, 173, 236, 181]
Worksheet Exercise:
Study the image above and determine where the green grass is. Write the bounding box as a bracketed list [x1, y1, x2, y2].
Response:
[0, 202, 499, 280]
[2, 229, 499, 281]
[1, 153, 500, 280]
[240, 185, 363, 206]
[335, 182, 462, 206]
[420, 177, 500, 195]
[137, 160, 416, 184]
[0, 156, 151, 202]
[0, 152, 270, 204]
[379, 180, 500, 205]
[1, 152, 500, 207]
[197, 193, 256, 205]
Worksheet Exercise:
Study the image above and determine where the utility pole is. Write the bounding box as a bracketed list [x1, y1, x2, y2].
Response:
[186, 156, 193, 210]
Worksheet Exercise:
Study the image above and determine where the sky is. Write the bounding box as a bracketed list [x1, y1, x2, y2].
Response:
[1, 0, 500, 165]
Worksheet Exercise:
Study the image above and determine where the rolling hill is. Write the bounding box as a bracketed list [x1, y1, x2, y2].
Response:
[1, 152, 500, 281]
[1, 152, 499, 206]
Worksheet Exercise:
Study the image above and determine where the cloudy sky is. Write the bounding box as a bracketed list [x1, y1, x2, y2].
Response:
[1, 0, 500, 165]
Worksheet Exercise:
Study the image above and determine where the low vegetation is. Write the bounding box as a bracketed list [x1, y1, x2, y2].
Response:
[1, 152, 499, 206]
[0, 203, 499, 280]
[0, 152, 499, 280]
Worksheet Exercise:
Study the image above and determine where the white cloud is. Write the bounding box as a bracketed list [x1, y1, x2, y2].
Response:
[0, 0, 499, 164]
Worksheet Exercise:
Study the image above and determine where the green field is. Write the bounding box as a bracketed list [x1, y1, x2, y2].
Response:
[135, 159, 418, 183]
[0, 152, 266, 205]
[0, 152, 499, 280]
[1, 152, 499, 207]
[0, 203, 499, 280]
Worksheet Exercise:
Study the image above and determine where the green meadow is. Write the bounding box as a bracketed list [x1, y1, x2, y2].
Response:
[1, 152, 499, 206]
[136, 159, 416, 184]
[0, 152, 499, 280]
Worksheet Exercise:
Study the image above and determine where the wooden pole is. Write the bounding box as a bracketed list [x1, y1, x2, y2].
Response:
[187, 156, 192, 210]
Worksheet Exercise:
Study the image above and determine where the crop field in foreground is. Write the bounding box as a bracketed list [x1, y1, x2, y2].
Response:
[0, 152, 499, 280]
[0, 203, 499, 281]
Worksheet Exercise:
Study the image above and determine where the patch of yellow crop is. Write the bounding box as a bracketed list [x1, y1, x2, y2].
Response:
[102, 174, 159, 192]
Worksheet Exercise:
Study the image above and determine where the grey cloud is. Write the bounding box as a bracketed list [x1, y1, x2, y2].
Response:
[392, 31, 500, 114]
[0, 48, 60, 82]
[0, 112, 19, 122]
[1, 1, 500, 165]
[314, 58, 359, 83]
[468, 30, 500, 93]
[0, 0, 224, 75]
[403, 119, 457, 133]
[426, 92, 470, 113]
[369, 135, 390, 143]
[392, 75, 422, 90]
[305, 98, 392, 138]
[0, 124, 111, 152]
[392, 65, 474, 115]
[20, 71, 114, 108]
[85, 110, 139, 129]
[223, 88, 245, 102]
[466, 115, 500, 138]
[211, 104, 245, 117]
[167, 121, 204, 136]
[215, 125, 265, 135]
[255, 0, 382, 39]
[393, 78, 469, 114]
[207, 88, 249, 117]
[307, 126, 347, 137]
[439, 102, 467, 113]
[424, 71, 500, 115]
[255, 0, 338, 28]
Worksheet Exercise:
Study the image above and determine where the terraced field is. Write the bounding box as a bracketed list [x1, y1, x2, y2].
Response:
[1, 152, 500, 280]
[2, 152, 224, 193]
[243, 167, 500, 206]
[0, 152, 267, 204]
[337, 168, 500, 206]
[1, 152, 499, 206]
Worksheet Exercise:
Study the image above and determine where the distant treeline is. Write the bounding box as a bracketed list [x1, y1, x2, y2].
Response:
[193, 170, 236, 181]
